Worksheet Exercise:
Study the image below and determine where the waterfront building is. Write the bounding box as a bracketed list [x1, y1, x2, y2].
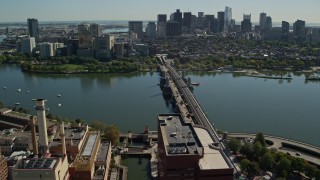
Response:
[224, 6, 232, 32]
[114, 43, 125, 58]
[293, 19, 306, 42]
[50, 125, 88, 158]
[12, 155, 69, 180]
[133, 44, 149, 56]
[282, 21, 290, 41]
[27, 18, 39, 42]
[20, 37, 36, 54]
[183, 12, 192, 29]
[67, 39, 79, 56]
[72, 132, 111, 180]
[40, 42, 54, 58]
[217, 11, 225, 33]
[157, 114, 234, 179]
[52, 43, 64, 56]
[93, 35, 114, 60]
[146, 22, 157, 40]
[128, 21, 143, 39]
[78, 23, 92, 49]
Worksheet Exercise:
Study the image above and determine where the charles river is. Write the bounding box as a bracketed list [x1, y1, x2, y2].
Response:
[0, 64, 320, 147]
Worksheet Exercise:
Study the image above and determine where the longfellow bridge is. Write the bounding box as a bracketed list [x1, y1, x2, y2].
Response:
[156, 54, 237, 173]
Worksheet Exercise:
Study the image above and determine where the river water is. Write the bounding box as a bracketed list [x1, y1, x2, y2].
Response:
[0, 65, 319, 147]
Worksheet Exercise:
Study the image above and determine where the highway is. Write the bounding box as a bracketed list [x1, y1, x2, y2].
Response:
[158, 55, 237, 172]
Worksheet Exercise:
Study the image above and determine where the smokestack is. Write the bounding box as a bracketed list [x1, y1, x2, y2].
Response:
[34, 99, 49, 154]
[30, 116, 39, 155]
[60, 122, 66, 155]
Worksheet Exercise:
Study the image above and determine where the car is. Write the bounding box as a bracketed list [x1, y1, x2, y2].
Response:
[296, 152, 301, 156]
[286, 152, 291, 156]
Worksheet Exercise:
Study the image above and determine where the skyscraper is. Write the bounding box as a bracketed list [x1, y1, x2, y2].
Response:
[205, 15, 215, 33]
[157, 14, 167, 38]
[166, 21, 180, 36]
[78, 23, 92, 48]
[266, 16, 272, 31]
[282, 21, 290, 41]
[128, 21, 143, 39]
[241, 14, 252, 33]
[27, 18, 39, 42]
[293, 20, 306, 42]
[90, 23, 100, 38]
[259, 13, 267, 30]
[198, 12, 204, 18]
[146, 21, 157, 39]
[224, 6, 232, 32]
[173, 9, 182, 34]
[183, 12, 192, 29]
[217, 11, 225, 33]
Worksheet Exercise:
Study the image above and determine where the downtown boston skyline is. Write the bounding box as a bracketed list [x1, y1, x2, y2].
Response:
[0, 0, 320, 23]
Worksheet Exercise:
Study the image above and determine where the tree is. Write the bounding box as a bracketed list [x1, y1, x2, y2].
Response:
[0, 101, 4, 108]
[240, 158, 250, 172]
[259, 152, 274, 170]
[91, 120, 106, 131]
[254, 132, 266, 147]
[247, 161, 260, 177]
[276, 157, 291, 178]
[228, 137, 241, 153]
[305, 164, 318, 178]
[254, 141, 262, 157]
[240, 142, 254, 159]
[291, 157, 306, 173]
[103, 125, 120, 145]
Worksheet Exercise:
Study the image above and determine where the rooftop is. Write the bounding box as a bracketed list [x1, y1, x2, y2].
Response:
[158, 114, 203, 156]
[16, 158, 57, 170]
[194, 127, 230, 170]
[82, 133, 98, 156]
[95, 141, 110, 162]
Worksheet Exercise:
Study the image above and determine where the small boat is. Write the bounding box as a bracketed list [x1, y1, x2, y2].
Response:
[14, 102, 20, 105]
[191, 82, 200, 86]
[17, 88, 21, 93]
[57, 103, 62, 107]
[3, 86, 7, 90]
[27, 91, 30, 93]
[57, 94, 61, 97]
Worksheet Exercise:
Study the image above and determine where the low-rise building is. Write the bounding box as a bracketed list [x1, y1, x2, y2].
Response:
[157, 114, 234, 180]
[12, 154, 69, 180]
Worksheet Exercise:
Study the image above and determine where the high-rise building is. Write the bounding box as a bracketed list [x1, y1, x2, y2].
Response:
[157, 14, 167, 38]
[157, 114, 234, 180]
[282, 21, 290, 41]
[293, 20, 306, 42]
[259, 13, 267, 30]
[40, 42, 54, 57]
[146, 21, 157, 39]
[266, 16, 272, 31]
[90, 23, 100, 38]
[27, 18, 39, 42]
[173, 9, 183, 34]
[158, 14, 167, 23]
[217, 11, 225, 33]
[241, 14, 252, 33]
[183, 12, 192, 29]
[21, 37, 36, 54]
[78, 23, 92, 48]
[93, 35, 114, 60]
[166, 21, 181, 36]
[198, 12, 204, 18]
[114, 43, 125, 59]
[67, 39, 79, 56]
[205, 15, 215, 33]
[224, 6, 232, 32]
[129, 21, 143, 39]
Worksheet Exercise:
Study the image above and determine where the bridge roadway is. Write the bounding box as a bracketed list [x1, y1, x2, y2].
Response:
[158, 55, 237, 172]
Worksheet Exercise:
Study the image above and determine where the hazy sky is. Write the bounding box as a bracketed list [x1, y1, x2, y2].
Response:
[0, 0, 319, 23]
